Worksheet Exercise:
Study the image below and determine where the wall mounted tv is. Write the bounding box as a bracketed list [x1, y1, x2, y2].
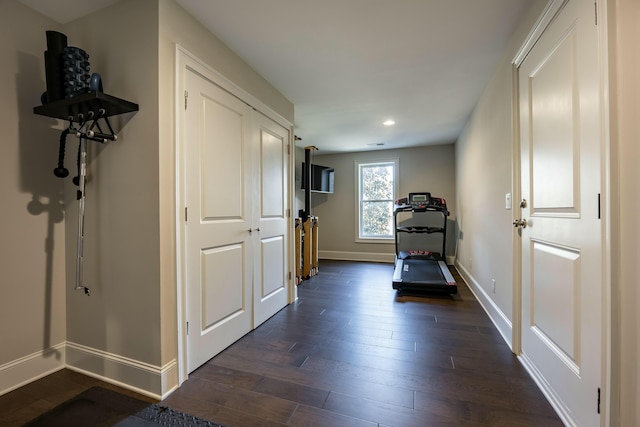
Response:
[301, 163, 334, 194]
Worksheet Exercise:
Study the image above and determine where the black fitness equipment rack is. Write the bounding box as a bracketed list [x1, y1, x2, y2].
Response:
[34, 31, 138, 295]
[392, 192, 457, 294]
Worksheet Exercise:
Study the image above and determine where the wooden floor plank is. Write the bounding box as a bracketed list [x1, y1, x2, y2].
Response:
[0, 260, 562, 427]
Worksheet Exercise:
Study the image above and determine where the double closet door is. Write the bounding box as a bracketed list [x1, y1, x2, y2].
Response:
[184, 67, 290, 373]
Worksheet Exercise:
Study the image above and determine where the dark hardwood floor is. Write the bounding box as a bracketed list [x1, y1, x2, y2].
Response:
[1, 260, 562, 426]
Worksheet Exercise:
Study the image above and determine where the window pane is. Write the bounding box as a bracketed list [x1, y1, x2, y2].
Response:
[361, 201, 393, 236]
[362, 165, 393, 200]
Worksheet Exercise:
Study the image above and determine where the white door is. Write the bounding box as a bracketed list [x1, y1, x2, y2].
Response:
[518, 0, 602, 425]
[252, 112, 290, 327]
[185, 68, 253, 373]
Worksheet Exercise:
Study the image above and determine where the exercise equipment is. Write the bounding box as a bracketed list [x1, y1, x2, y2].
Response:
[35, 31, 138, 295]
[392, 192, 457, 294]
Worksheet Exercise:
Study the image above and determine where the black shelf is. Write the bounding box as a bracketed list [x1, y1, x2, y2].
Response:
[34, 91, 138, 122]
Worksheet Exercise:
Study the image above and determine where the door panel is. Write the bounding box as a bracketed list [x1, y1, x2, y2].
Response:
[530, 31, 579, 212]
[531, 240, 580, 365]
[261, 236, 285, 298]
[519, 0, 601, 425]
[185, 68, 253, 373]
[201, 96, 244, 219]
[201, 244, 246, 330]
[253, 113, 289, 327]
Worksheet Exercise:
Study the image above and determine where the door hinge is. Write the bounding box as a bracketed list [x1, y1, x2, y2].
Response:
[286, 208, 290, 218]
[185, 206, 188, 222]
[184, 90, 188, 110]
[288, 271, 292, 281]
[287, 144, 291, 155]
[597, 387, 601, 414]
[186, 321, 189, 335]
[597, 193, 601, 219]
[594, 1, 598, 25]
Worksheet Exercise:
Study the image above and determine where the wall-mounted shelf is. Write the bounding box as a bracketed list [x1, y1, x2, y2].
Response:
[33, 91, 138, 122]
[33, 90, 138, 296]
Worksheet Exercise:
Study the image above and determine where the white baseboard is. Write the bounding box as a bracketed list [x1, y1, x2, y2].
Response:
[65, 342, 178, 400]
[0, 343, 65, 396]
[319, 250, 394, 263]
[454, 260, 513, 349]
[319, 251, 456, 265]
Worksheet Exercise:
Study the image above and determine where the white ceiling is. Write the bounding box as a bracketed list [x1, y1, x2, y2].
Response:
[21, 0, 532, 154]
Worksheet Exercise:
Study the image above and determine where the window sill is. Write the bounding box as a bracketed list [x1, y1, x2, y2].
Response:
[356, 238, 395, 244]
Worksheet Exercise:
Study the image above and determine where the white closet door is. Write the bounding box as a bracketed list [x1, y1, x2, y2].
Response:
[185, 68, 253, 373]
[252, 112, 290, 327]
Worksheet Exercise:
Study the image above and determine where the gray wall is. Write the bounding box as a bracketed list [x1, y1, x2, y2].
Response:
[457, 0, 640, 424]
[609, 0, 640, 424]
[0, 1, 67, 389]
[300, 145, 456, 263]
[62, 0, 162, 369]
[455, 0, 547, 345]
[0, 0, 292, 398]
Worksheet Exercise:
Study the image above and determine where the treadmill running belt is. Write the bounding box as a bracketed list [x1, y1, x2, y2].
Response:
[400, 259, 445, 284]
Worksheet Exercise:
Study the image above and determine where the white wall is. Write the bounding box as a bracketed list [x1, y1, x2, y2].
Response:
[454, 0, 548, 346]
[305, 145, 456, 263]
[0, 1, 67, 393]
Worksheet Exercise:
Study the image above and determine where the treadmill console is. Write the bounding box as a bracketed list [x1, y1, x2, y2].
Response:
[408, 192, 431, 208]
[395, 192, 447, 212]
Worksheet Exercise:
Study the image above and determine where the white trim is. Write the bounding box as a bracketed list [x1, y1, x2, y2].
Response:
[0, 343, 65, 396]
[354, 158, 399, 242]
[510, 59, 523, 355]
[455, 260, 514, 350]
[65, 342, 177, 400]
[318, 252, 455, 266]
[513, 0, 570, 66]
[597, 0, 612, 425]
[175, 43, 188, 388]
[319, 251, 395, 264]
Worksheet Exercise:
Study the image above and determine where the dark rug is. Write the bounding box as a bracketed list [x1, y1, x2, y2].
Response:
[23, 386, 225, 427]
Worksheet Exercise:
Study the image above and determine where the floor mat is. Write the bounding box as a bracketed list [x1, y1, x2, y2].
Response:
[23, 386, 225, 427]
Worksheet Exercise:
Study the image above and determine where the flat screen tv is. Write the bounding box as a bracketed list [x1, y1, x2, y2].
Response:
[301, 163, 334, 194]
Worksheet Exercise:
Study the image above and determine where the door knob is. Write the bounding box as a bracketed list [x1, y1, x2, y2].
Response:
[513, 219, 527, 229]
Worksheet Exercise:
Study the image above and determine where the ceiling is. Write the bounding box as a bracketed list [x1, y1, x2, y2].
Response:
[20, 0, 532, 155]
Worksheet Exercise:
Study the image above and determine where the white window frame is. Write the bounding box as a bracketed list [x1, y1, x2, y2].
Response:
[355, 159, 399, 243]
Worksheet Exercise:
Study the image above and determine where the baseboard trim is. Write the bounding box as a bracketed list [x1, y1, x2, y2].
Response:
[0, 343, 65, 396]
[455, 260, 513, 349]
[65, 342, 178, 400]
[319, 250, 394, 263]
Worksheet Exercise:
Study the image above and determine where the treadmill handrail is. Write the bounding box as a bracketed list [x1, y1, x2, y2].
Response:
[394, 203, 449, 216]
[396, 225, 445, 234]
[394, 193, 449, 259]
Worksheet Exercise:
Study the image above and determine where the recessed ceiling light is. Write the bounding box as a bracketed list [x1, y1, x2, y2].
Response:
[383, 120, 395, 126]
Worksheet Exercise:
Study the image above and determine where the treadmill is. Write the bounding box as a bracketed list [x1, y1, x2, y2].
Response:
[392, 192, 457, 294]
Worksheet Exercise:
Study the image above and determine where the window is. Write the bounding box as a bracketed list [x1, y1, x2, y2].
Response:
[356, 160, 398, 242]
